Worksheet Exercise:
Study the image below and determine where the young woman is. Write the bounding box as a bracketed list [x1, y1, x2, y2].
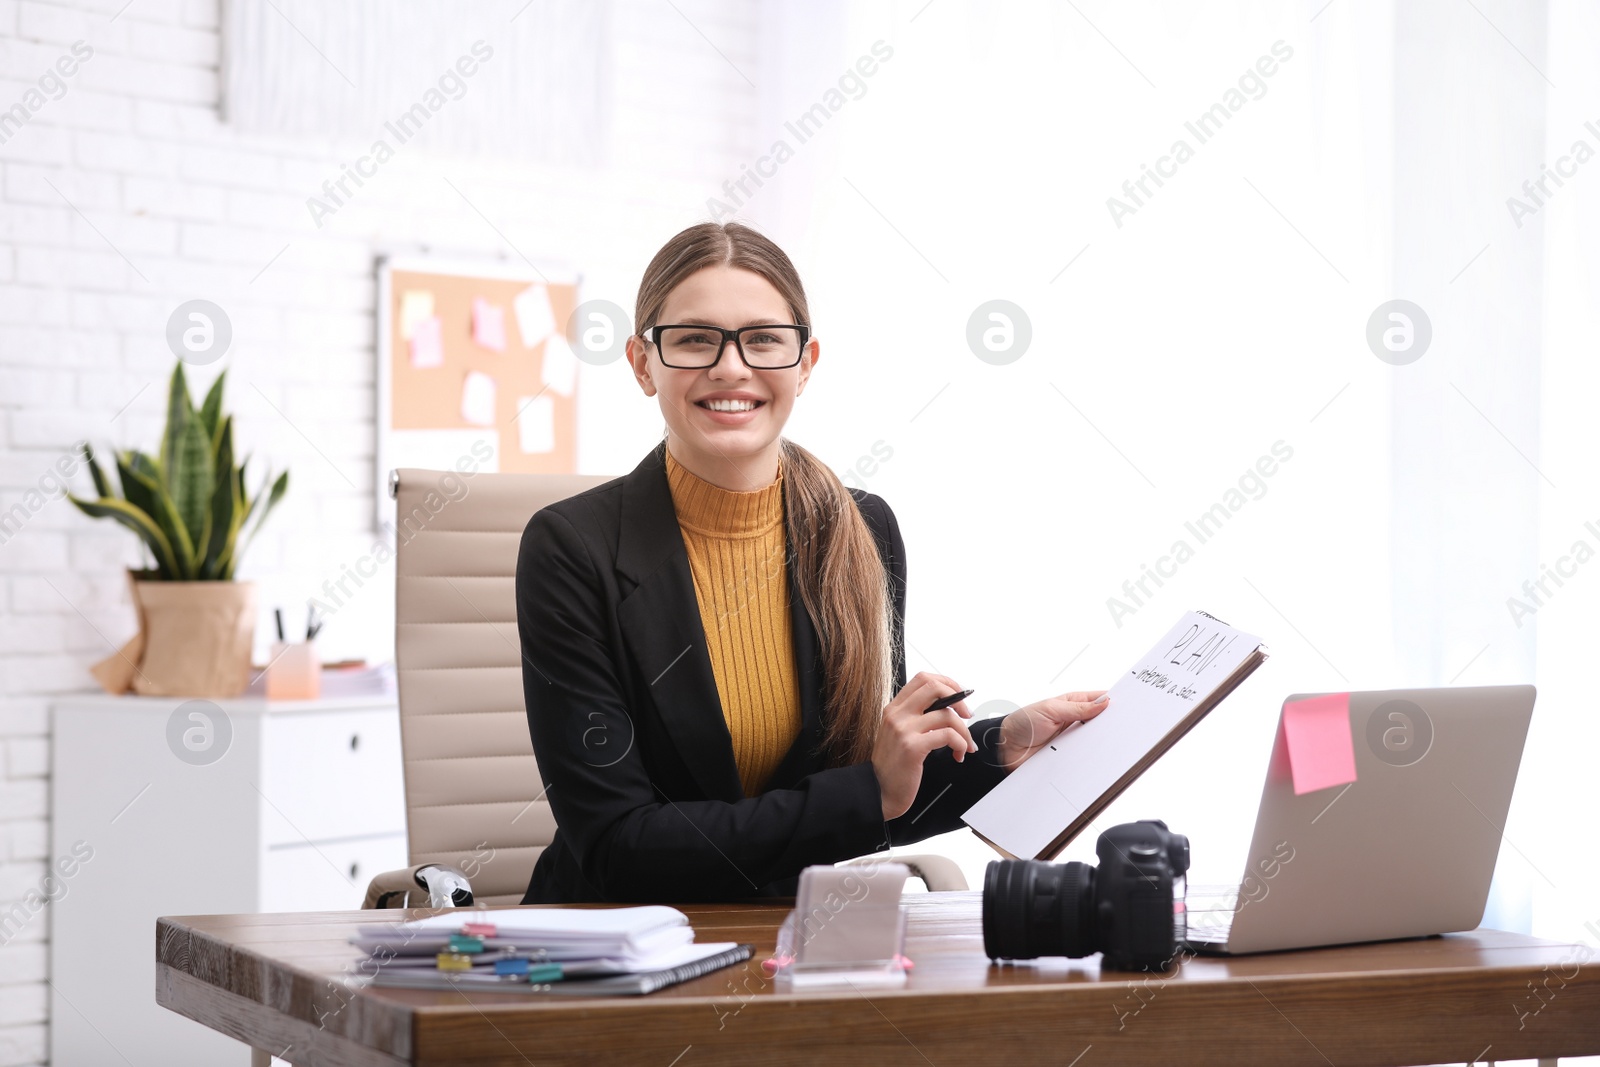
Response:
[516, 222, 1109, 904]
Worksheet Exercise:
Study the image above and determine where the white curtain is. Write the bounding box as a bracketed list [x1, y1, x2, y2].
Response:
[742, 0, 1394, 890]
[738, 0, 1591, 944]
[1389, 0, 1549, 935]
[222, 0, 611, 165]
[1524, 0, 1600, 949]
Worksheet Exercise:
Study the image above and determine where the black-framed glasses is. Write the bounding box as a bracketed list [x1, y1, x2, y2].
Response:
[646, 323, 810, 369]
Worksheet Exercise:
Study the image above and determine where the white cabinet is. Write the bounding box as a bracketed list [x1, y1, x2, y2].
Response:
[49, 694, 407, 1067]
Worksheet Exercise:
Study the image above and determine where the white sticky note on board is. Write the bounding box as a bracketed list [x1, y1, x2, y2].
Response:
[513, 284, 556, 348]
[540, 334, 578, 397]
[461, 370, 497, 426]
[409, 315, 444, 368]
[516, 395, 555, 453]
[399, 290, 434, 341]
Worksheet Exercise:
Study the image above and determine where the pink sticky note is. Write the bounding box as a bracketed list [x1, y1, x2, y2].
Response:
[472, 297, 506, 352]
[409, 315, 444, 368]
[1282, 692, 1357, 795]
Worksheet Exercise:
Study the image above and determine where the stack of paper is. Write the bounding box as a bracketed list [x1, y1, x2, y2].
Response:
[316, 661, 396, 699]
[349, 906, 753, 995]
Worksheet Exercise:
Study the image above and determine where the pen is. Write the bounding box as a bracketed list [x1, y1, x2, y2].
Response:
[923, 688, 974, 714]
[274, 607, 285, 643]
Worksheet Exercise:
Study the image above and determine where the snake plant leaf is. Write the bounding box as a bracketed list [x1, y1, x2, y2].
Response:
[238, 469, 288, 560]
[122, 449, 197, 577]
[213, 457, 251, 580]
[73, 360, 289, 583]
[218, 463, 247, 579]
[115, 452, 160, 526]
[202, 417, 240, 580]
[235, 455, 259, 530]
[171, 404, 214, 554]
[67, 496, 181, 579]
[198, 371, 226, 440]
[127, 450, 160, 484]
[82, 444, 113, 499]
[118, 456, 197, 579]
[161, 363, 192, 478]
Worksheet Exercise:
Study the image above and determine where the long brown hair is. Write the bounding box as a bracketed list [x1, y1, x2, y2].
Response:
[634, 222, 896, 767]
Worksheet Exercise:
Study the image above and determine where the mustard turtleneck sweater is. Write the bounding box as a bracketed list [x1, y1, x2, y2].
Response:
[665, 445, 802, 798]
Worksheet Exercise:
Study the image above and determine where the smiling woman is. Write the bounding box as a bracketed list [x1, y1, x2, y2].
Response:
[512, 222, 1110, 903]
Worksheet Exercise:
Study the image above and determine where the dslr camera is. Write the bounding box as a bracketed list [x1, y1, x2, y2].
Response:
[982, 819, 1189, 970]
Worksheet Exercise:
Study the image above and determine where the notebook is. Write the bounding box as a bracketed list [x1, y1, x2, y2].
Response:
[352, 905, 692, 959]
[365, 943, 755, 995]
[367, 938, 730, 976]
[962, 611, 1268, 859]
[352, 906, 754, 995]
[350, 922, 695, 961]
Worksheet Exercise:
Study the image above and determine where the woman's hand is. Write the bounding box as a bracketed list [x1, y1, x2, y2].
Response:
[994, 690, 1110, 772]
[871, 671, 977, 821]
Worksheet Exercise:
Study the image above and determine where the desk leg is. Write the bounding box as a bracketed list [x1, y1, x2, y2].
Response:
[251, 1048, 271, 1067]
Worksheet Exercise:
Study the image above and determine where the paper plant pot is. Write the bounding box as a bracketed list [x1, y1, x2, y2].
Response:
[91, 576, 259, 698]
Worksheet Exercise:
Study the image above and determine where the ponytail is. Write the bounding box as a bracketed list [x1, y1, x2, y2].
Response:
[779, 438, 896, 766]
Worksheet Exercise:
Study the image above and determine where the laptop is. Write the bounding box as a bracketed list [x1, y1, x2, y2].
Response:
[1183, 684, 1536, 955]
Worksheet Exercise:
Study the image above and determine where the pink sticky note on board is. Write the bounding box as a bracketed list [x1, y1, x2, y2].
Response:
[1282, 692, 1357, 795]
[472, 297, 506, 352]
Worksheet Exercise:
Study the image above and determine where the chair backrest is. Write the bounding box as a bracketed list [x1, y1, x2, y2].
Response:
[391, 467, 614, 904]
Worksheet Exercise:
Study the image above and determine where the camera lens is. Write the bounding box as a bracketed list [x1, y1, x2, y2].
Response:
[982, 859, 1097, 960]
[981, 821, 1189, 969]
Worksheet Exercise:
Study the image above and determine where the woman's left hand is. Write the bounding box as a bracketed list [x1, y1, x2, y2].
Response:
[994, 690, 1110, 772]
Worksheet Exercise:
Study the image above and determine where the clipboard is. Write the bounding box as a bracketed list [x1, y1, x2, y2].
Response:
[961, 611, 1269, 860]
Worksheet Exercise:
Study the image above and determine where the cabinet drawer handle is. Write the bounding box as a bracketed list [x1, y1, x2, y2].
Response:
[350, 862, 360, 880]
[349, 733, 360, 751]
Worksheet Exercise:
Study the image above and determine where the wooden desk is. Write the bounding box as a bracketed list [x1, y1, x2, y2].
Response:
[156, 892, 1600, 1067]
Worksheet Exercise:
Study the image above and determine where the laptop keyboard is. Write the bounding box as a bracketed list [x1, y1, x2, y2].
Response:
[1184, 883, 1242, 945]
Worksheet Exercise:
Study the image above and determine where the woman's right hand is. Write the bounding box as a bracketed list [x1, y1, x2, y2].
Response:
[871, 672, 978, 821]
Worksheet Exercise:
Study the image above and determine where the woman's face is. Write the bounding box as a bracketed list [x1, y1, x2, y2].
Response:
[627, 264, 818, 476]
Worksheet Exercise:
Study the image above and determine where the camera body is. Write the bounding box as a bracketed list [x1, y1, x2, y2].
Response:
[982, 819, 1190, 971]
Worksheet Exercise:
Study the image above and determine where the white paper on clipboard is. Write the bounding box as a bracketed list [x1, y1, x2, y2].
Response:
[961, 611, 1268, 861]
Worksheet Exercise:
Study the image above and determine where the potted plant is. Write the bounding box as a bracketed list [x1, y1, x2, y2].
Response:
[69, 362, 288, 697]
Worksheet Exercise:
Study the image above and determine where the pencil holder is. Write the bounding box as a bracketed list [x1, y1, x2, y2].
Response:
[266, 640, 321, 700]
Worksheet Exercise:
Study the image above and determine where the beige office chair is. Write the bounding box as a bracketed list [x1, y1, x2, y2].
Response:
[362, 468, 965, 909]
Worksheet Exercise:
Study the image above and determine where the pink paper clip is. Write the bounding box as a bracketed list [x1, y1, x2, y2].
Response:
[461, 922, 497, 937]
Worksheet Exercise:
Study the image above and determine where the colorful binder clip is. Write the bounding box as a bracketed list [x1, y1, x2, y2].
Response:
[435, 952, 475, 972]
[495, 958, 563, 981]
[447, 934, 485, 954]
[460, 921, 497, 937]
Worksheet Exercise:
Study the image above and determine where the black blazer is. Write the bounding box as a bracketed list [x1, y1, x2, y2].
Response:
[515, 439, 1013, 903]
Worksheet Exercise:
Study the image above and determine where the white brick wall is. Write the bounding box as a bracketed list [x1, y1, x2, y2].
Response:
[0, 1, 760, 1062]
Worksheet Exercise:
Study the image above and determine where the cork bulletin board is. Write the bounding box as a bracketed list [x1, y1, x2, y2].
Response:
[375, 256, 581, 528]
